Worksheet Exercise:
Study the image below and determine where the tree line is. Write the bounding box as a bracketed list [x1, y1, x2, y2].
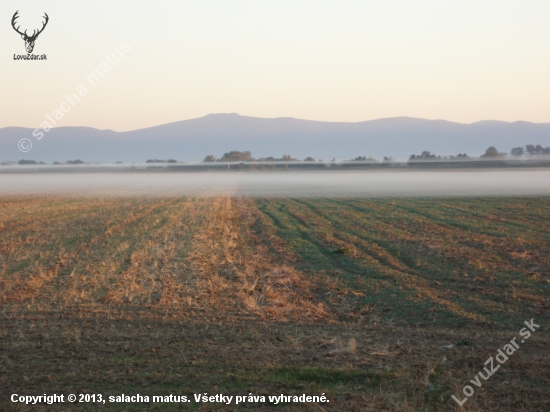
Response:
[7, 144, 550, 166]
[203, 151, 300, 162]
[409, 144, 550, 161]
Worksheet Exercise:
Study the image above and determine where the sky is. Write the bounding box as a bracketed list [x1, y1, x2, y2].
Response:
[2, 0, 550, 131]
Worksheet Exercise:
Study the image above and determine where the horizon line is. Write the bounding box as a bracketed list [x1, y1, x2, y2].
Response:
[2, 113, 550, 134]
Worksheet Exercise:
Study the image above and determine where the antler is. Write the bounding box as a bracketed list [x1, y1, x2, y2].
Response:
[11, 11, 27, 37]
[32, 13, 49, 38]
[12, 11, 49, 39]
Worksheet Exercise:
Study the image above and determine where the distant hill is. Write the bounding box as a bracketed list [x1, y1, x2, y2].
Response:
[1, 114, 549, 163]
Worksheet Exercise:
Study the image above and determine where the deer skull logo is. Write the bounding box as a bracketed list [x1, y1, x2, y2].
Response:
[11, 11, 49, 54]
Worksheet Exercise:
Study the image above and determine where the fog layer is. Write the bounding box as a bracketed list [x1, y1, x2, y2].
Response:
[0, 170, 549, 197]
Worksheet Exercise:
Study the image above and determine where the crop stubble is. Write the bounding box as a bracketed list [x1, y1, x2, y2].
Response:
[0, 195, 548, 411]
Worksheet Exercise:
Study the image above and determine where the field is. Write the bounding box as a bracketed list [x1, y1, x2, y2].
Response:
[1, 196, 549, 411]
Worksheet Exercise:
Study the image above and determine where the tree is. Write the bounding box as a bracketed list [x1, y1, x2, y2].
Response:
[510, 147, 524, 156]
[527, 145, 539, 155]
[525, 145, 550, 155]
[409, 151, 439, 161]
[280, 154, 297, 161]
[304, 157, 316, 161]
[448, 153, 468, 160]
[481, 146, 505, 158]
[351, 156, 377, 162]
[203, 155, 216, 162]
[219, 151, 255, 162]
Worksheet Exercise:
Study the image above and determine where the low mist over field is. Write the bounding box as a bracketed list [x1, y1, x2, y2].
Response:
[1, 169, 550, 197]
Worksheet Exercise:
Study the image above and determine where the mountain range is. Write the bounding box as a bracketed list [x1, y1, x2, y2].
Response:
[1, 113, 549, 163]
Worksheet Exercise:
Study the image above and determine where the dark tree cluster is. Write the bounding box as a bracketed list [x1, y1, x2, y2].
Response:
[145, 159, 178, 163]
[511, 147, 524, 156]
[409, 151, 441, 161]
[203, 152, 301, 162]
[203, 155, 216, 162]
[18, 159, 47, 165]
[449, 153, 471, 160]
[350, 156, 377, 162]
[219, 151, 255, 162]
[510, 145, 550, 156]
[257, 154, 298, 162]
[481, 147, 507, 158]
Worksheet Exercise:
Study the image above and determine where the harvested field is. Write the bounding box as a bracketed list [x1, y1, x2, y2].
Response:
[0, 196, 549, 411]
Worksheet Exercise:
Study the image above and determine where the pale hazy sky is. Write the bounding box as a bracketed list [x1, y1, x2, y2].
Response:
[2, 1, 550, 131]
